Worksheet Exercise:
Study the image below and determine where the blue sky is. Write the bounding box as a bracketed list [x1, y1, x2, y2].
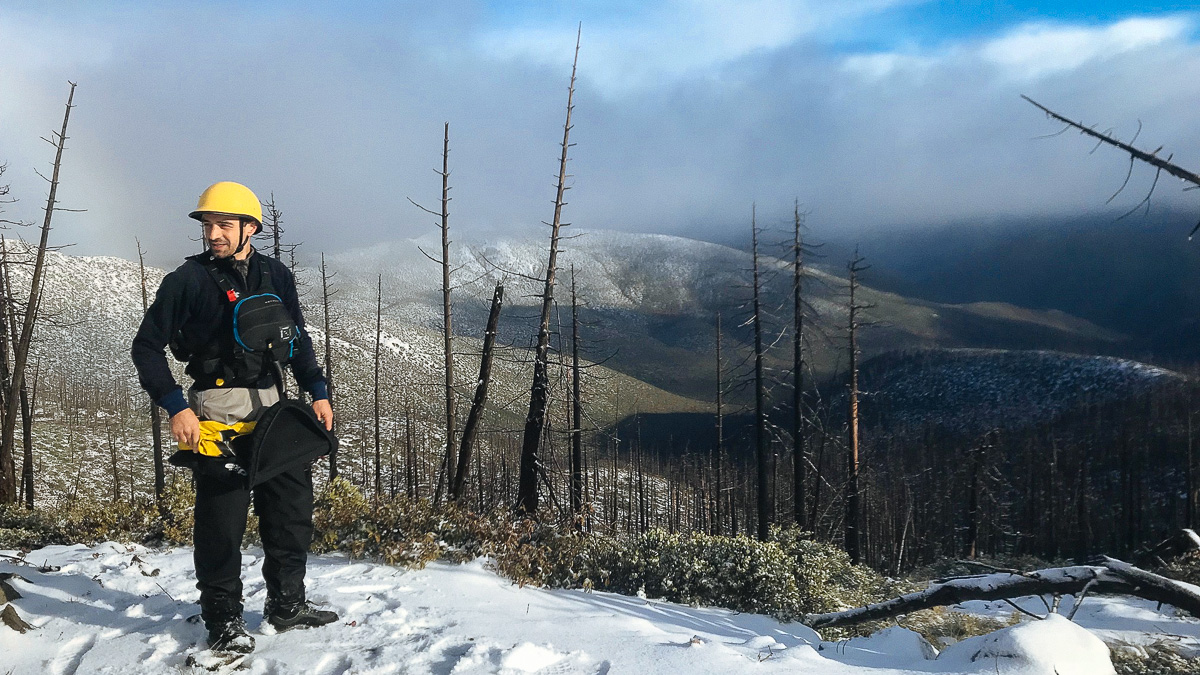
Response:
[1, 1, 1198, 263]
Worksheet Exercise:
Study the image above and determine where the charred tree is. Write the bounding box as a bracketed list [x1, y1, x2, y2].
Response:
[846, 249, 870, 563]
[319, 252, 339, 479]
[569, 267, 584, 522]
[451, 283, 504, 501]
[437, 124, 456, 507]
[791, 200, 807, 529]
[751, 205, 770, 541]
[263, 193, 284, 261]
[715, 312, 724, 536]
[517, 28, 581, 516]
[373, 274, 383, 499]
[136, 238, 165, 504]
[1, 82, 75, 505]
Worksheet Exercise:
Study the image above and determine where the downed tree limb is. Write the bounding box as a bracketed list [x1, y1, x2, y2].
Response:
[803, 558, 1200, 630]
[1022, 95, 1200, 188]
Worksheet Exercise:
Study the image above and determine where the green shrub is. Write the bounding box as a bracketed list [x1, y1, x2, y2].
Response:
[6, 484, 893, 633]
[310, 478, 510, 568]
[0, 504, 62, 550]
[488, 524, 894, 624]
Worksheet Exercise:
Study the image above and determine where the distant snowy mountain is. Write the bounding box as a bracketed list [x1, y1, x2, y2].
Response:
[856, 348, 1187, 435]
[321, 229, 1127, 401]
[7, 228, 1130, 422]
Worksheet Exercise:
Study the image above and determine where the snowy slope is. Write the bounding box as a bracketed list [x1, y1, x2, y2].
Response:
[6, 228, 1124, 409]
[857, 348, 1187, 434]
[4, 543, 1198, 674]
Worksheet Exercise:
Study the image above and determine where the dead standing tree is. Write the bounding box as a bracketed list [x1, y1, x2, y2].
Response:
[451, 283, 504, 502]
[791, 200, 809, 530]
[1022, 96, 1200, 233]
[137, 238, 165, 504]
[750, 205, 771, 541]
[1, 82, 76, 505]
[319, 252, 340, 479]
[569, 267, 584, 524]
[0, 242, 42, 511]
[845, 249, 872, 564]
[411, 123, 458, 506]
[517, 28, 581, 516]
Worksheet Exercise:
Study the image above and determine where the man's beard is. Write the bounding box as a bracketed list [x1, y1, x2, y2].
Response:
[207, 238, 235, 258]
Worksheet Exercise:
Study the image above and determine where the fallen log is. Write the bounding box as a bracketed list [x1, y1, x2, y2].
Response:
[803, 558, 1200, 630]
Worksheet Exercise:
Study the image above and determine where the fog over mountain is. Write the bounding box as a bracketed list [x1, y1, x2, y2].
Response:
[2, 3, 1198, 264]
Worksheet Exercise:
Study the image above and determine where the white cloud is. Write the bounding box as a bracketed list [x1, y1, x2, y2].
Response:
[2, 3, 1199, 262]
[841, 52, 938, 80]
[980, 16, 1192, 79]
[841, 15, 1195, 83]
[477, 0, 914, 94]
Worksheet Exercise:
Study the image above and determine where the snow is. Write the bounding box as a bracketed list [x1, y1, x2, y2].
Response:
[5, 544, 1195, 674]
[938, 614, 1114, 674]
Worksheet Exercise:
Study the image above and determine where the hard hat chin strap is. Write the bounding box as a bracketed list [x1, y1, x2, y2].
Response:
[232, 217, 250, 256]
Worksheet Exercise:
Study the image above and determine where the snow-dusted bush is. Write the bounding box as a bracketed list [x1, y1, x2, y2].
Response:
[1110, 640, 1200, 675]
[0, 504, 60, 549]
[490, 525, 896, 622]
[310, 477, 510, 567]
[773, 528, 896, 616]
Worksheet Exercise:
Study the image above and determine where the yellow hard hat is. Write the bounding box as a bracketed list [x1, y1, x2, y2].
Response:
[189, 181, 263, 225]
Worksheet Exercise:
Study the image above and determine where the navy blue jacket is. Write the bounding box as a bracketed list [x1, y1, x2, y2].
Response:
[131, 249, 327, 417]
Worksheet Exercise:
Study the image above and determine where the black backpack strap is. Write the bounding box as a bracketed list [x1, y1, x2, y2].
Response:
[204, 264, 241, 303]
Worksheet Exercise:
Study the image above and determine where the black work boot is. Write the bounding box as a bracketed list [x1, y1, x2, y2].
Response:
[207, 616, 255, 653]
[265, 597, 339, 632]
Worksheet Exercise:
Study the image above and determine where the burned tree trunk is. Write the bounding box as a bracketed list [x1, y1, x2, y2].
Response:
[751, 206, 770, 541]
[517, 29, 581, 516]
[373, 274, 383, 500]
[451, 283, 503, 501]
[263, 193, 284, 261]
[1, 82, 75, 505]
[846, 250, 869, 564]
[137, 239, 165, 504]
[792, 200, 807, 529]
[715, 312, 724, 536]
[569, 268, 584, 522]
[434, 123, 457, 506]
[320, 252, 339, 480]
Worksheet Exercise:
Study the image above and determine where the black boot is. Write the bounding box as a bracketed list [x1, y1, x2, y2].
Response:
[265, 597, 339, 632]
[207, 616, 255, 653]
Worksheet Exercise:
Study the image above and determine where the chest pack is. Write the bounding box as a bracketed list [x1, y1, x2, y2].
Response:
[177, 259, 298, 387]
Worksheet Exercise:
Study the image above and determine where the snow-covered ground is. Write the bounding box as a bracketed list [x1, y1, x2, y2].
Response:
[2, 543, 1198, 674]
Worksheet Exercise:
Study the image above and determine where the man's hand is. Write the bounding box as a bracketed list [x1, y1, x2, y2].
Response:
[313, 399, 333, 431]
[171, 408, 201, 449]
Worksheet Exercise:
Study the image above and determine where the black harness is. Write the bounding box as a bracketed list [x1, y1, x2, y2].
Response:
[172, 258, 298, 389]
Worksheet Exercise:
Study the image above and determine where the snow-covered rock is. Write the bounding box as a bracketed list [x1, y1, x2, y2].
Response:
[936, 614, 1114, 675]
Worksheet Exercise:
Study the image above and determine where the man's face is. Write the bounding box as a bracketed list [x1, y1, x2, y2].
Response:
[201, 214, 253, 259]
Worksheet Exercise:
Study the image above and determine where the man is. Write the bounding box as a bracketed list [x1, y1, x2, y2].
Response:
[132, 181, 337, 653]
